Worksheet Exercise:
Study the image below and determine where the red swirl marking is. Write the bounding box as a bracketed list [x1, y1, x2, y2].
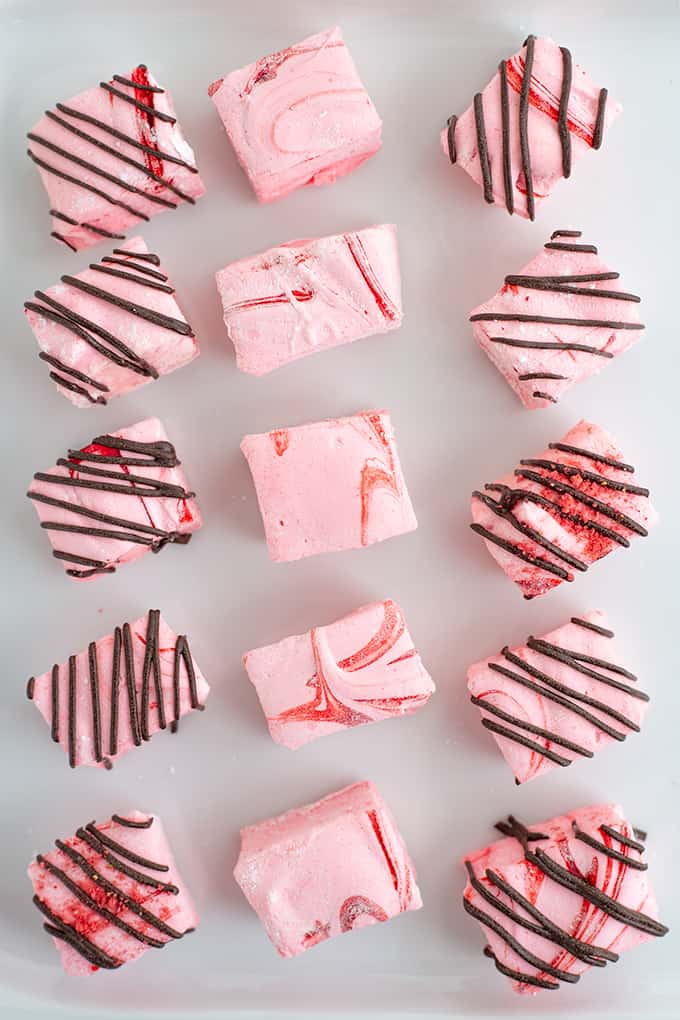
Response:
[224, 289, 314, 315]
[302, 918, 331, 947]
[345, 233, 399, 322]
[359, 413, 400, 546]
[270, 430, 290, 457]
[239, 41, 345, 97]
[130, 66, 164, 178]
[505, 54, 598, 148]
[337, 600, 404, 671]
[339, 895, 389, 932]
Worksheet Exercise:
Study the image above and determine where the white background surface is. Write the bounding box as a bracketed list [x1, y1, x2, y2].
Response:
[1, 0, 679, 1017]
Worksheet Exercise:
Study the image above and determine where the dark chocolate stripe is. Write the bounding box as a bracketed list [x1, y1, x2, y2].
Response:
[495, 816, 549, 842]
[27, 145, 148, 219]
[519, 458, 649, 497]
[68, 656, 77, 768]
[113, 73, 164, 93]
[28, 491, 185, 543]
[551, 229, 582, 239]
[548, 441, 634, 473]
[51, 231, 77, 251]
[50, 208, 124, 239]
[571, 616, 614, 638]
[60, 275, 193, 335]
[100, 81, 177, 123]
[112, 247, 162, 265]
[558, 47, 573, 177]
[112, 814, 154, 828]
[75, 826, 178, 894]
[473, 93, 493, 203]
[101, 256, 168, 281]
[533, 390, 557, 403]
[487, 482, 630, 547]
[55, 103, 197, 173]
[34, 896, 121, 970]
[504, 275, 640, 302]
[55, 458, 191, 498]
[470, 522, 571, 581]
[592, 88, 608, 149]
[172, 634, 202, 732]
[122, 623, 142, 747]
[88, 641, 103, 764]
[39, 352, 109, 394]
[528, 636, 639, 684]
[34, 470, 191, 500]
[26, 676, 35, 700]
[110, 626, 121, 756]
[572, 825, 648, 871]
[49, 368, 106, 404]
[52, 549, 110, 569]
[519, 35, 536, 220]
[472, 490, 587, 572]
[42, 521, 154, 546]
[545, 241, 598, 253]
[51, 665, 60, 742]
[471, 695, 593, 759]
[446, 115, 457, 163]
[89, 263, 175, 293]
[141, 610, 166, 740]
[471, 311, 643, 330]
[84, 821, 169, 871]
[488, 336, 613, 358]
[86, 435, 178, 464]
[514, 468, 648, 537]
[498, 60, 513, 213]
[518, 372, 567, 381]
[483, 944, 558, 990]
[600, 823, 645, 852]
[480, 716, 572, 767]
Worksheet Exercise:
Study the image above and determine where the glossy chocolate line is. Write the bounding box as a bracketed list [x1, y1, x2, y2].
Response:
[519, 35, 536, 220]
[60, 275, 193, 335]
[34, 470, 192, 501]
[480, 716, 572, 767]
[526, 637, 646, 701]
[26, 676, 35, 700]
[89, 263, 175, 293]
[529, 636, 638, 683]
[100, 81, 177, 123]
[43, 111, 193, 204]
[55, 102, 197, 173]
[51, 664, 59, 742]
[88, 641, 103, 764]
[27, 491, 182, 543]
[482, 944, 558, 990]
[558, 47, 573, 177]
[101, 256, 168, 281]
[27, 291, 156, 377]
[518, 372, 567, 381]
[463, 871, 577, 983]
[498, 59, 514, 213]
[446, 115, 457, 163]
[37, 854, 166, 949]
[572, 825, 648, 871]
[489, 660, 627, 741]
[34, 896, 121, 970]
[54, 839, 184, 938]
[51, 231, 77, 251]
[470, 522, 571, 580]
[112, 814, 154, 828]
[600, 824, 645, 852]
[551, 229, 582, 239]
[39, 352, 109, 393]
[471, 311, 643, 330]
[488, 335, 613, 358]
[91, 435, 178, 463]
[84, 821, 169, 871]
[472, 490, 587, 572]
[109, 626, 121, 756]
[545, 241, 598, 253]
[41, 521, 153, 546]
[572, 617, 614, 638]
[501, 649, 639, 732]
[495, 816, 549, 842]
[504, 275, 641, 302]
[27, 148, 150, 220]
[141, 610, 166, 741]
[487, 482, 630, 547]
[75, 825, 178, 894]
[520, 458, 649, 497]
[68, 655, 77, 768]
[113, 73, 164, 93]
[473, 93, 493, 203]
[533, 272, 620, 283]
[54, 458, 191, 498]
[49, 365, 108, 402]
[592, 88, 608, 149]
[514, 468, 648, 537]
[533, 390, 557, 403]
[172, 635, 201, 732]
[548, 441, 634, 473]
[51, 550, 110, 567]
[66, 565, 114, 580]
[122, 623, 142, 747]
[112, 247, 162, 265]
[472, 695, 594, 759]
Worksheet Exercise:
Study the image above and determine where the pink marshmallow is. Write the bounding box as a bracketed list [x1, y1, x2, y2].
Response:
[27, 417, 202, 580]
[469, 231, 644, 408]
[467, 611, 647, 784]
[24, 237, 199, 407]
[241, 409, 417, 563]
[441, 36, 621, 219]
[234, 781, 422, 958]
[243, 599, 434, 749]
[28, 64, 204, 251]
[208, 26, 382, 202]
[28, 811, 198, 975]
[470, 419, 656, 599]
[215, 223, 402, 375]
[463, 805, 667, 994]
[27, 610, 209, 769]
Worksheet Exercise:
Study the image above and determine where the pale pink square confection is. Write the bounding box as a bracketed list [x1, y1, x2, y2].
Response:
[241, 410, 417, 562]
[27, 417, 202, 580]
[234, 781, 422, 958]
[441, 36, 621, 219]
[28, 811, 198, 974]
[215, 223, 402, 375]
[470, 419, 656, 599]
[462, 807, 668, 994]
[27, 610, 209, 770]
[27, 64, 204, 251]
[467, 611, 648, 785]
[24, 237, 199, 407]
[469, 231, 644, 408]
[244, 599, 434, 749]
[208, 26, 382, 202]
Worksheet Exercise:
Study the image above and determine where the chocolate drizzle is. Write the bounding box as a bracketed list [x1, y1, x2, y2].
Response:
[68, 656, 77, 768]
[498, 60, 513, 213]
[571, 616, 614, 638]
[58, 275, 193, 335]
[544, 241, 598, 253]
[519, 35, 536, 220]
[112, 814, 154, 828]
[27, 148, 150, 221]
[446, 115, 457, 164]
[473, 93, 493, 203]
[33, 894, 122, 970]
[592, 88, 608, 149]
[558, 47, 573, 177]
[489, 336, 613, 358]
[471, 311, 643, 331]
[99, 80, 177, 124]
[88, 641, 103, 764]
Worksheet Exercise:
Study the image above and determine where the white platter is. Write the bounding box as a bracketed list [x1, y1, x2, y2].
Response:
[1, 0, 679, 1017]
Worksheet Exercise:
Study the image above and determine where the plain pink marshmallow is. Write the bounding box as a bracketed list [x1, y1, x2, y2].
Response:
[27, 610, 209, 769]
[241, 409, 417, 563]
[441, 36, 621, 219]
[208, 26, 382, 202]
[469, 231, 644, 408]
[463, 804, 667, 994]
[234, 780, 422, 957]
[243, 599, 434, 749]
[28, 811, 198, 975]
[24, 237, 199, 407]
[215, 223, 402, 375]
[27, 417, 202, 580]
[470, 419, 657, 600]
[467, 610, 648, 784]
[28, 64, 205, 251]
